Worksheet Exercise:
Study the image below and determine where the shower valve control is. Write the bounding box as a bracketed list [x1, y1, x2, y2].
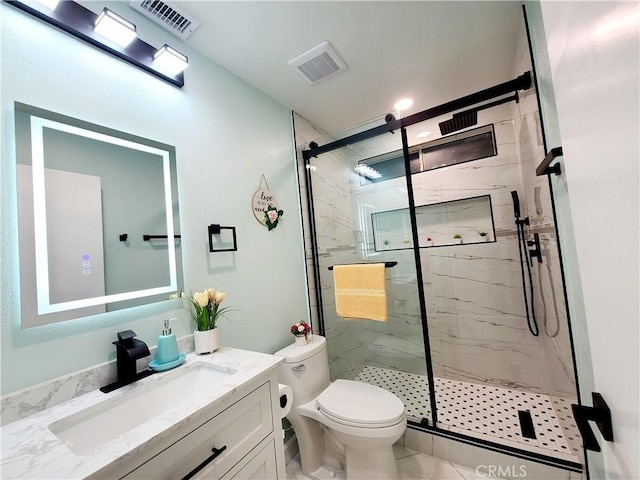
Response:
[528, 233, 543, 264]
[291, 364, 306, 372]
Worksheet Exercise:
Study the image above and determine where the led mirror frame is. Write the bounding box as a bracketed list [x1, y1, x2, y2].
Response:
[30, 116, 178, 314]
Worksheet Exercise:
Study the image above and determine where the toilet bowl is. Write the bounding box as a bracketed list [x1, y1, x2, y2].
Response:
[275, 335, 406, 479]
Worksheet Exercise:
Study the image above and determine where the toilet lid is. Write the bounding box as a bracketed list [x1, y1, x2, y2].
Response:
[316, 379, 405, 427]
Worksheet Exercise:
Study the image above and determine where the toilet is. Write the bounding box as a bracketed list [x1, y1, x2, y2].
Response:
[275, 335, 406, 480]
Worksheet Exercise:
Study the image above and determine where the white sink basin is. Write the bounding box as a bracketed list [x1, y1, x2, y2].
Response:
[48, 362, 235, 455]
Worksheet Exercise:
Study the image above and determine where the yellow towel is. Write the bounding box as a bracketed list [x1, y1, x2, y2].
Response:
[334, 263, 388, 322]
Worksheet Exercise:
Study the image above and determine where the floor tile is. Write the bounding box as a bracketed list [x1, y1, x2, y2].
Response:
[397, 454, 467, 479]
[394, 444, 421, 460]
[286, 449, 501, 480]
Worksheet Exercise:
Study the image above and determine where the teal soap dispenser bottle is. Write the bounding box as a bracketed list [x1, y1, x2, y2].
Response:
[156, 318, 179, 365]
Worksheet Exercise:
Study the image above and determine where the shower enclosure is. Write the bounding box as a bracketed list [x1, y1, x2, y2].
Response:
[294, 69, 583, 473]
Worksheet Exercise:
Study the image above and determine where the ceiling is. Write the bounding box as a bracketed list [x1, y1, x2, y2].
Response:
[176, 1, 525, 137]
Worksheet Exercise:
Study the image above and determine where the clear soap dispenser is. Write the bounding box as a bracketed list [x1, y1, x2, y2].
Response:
[156, 318, 179, 364]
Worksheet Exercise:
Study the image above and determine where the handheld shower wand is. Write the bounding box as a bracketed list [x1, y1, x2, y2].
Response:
[511, 190, 539, 337]
[511, 190, 521, 219]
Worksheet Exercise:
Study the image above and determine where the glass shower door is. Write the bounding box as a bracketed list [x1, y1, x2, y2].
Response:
[306, 127, 434, 424]
[401, 103, 581, 464]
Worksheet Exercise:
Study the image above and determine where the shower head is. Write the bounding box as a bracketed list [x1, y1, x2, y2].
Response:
[438, 110, 478, 135]
[511, 190, 521, 219]
[439, 93, 520, 137]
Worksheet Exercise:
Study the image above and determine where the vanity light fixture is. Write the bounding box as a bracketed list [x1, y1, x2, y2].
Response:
[94, 8, 137, 48]
[6, 0, 185, 87]
[153, 44, 189, 75]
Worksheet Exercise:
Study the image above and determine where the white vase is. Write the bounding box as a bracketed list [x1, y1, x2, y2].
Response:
[194, 328, 219, 354]
[294, 334, 308, 346]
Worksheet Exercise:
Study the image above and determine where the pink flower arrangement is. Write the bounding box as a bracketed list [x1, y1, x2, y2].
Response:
[290, 321, 311, 336]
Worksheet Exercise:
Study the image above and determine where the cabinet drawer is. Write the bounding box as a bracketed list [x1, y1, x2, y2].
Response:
[123, 382, 273, 480]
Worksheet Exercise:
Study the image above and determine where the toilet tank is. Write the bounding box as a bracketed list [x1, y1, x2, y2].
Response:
[275, 335, 330, 406]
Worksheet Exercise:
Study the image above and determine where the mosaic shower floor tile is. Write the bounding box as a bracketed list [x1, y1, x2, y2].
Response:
[354, 365, 581, 464]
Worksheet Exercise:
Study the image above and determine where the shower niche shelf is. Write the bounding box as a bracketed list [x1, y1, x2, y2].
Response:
[371, 195, 496, 251]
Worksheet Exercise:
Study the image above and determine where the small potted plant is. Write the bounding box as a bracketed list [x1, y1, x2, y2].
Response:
[187, 288, 231, 354]
[453, 234, 462, 244]
[291, 320, 311, 346]
[479, 231, 489, 242]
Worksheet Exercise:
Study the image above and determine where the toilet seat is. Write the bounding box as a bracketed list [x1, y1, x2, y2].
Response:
[316, 379, 405, 428]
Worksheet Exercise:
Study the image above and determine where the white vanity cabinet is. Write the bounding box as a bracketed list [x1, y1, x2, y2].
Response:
[105, 380, 282, 480]
[120, 382, 277, 480]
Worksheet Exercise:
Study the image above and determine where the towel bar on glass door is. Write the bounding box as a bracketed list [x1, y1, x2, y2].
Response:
[328, 261, 398, 271]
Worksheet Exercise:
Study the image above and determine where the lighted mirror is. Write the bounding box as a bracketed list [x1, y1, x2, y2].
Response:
[15, 103, 183, 328]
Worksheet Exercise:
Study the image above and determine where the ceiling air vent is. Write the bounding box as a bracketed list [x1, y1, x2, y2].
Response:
[129, 1, 200, 40]
[288, 41, 348, 84]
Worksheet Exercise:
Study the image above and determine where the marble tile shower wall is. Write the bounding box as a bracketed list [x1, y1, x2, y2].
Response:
[509, 28, 576, 402]
[508, 35, 579, 451]
[512, 90, 576, 400]
[294, 113, 428, 381]
[312, 149, 369, 381]
[293, 114, 368, 379]
[409, 102, 553, 394]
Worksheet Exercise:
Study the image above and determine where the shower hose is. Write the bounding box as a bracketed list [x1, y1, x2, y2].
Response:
[516, 218, 539, 337]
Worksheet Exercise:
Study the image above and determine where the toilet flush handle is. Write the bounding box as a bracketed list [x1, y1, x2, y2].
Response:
[291, 364, 306, 372]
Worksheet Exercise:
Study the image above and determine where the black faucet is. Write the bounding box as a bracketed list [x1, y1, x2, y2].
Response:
[100, 330, 154, 393]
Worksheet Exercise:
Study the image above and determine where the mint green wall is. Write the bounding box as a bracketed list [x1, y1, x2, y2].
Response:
[0, 2, 309, 395]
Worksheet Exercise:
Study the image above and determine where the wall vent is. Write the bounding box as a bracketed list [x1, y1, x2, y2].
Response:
[288, 41, 348, 84]
[129, 1, 200, 40]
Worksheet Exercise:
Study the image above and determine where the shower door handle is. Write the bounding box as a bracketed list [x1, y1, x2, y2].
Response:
[571, 392, 613, 452]
[536, 146, 563, 176]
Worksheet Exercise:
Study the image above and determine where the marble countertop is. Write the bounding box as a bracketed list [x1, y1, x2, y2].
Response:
[1, 347, 284, 479]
